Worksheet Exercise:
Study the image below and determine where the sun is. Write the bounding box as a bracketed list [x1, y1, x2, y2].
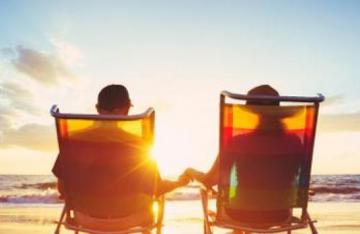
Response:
[150, 124, 192, 178]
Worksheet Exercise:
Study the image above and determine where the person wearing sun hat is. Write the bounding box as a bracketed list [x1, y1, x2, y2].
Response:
[184, 84, 303, 225]
[185, 84, 300, 186]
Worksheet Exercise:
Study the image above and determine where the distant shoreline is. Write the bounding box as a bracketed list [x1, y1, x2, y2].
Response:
[1, 175, 360, 204]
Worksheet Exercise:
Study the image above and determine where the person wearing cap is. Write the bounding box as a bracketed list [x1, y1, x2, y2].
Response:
[52, 84, 189, 217]
[184, 84, 303, 225]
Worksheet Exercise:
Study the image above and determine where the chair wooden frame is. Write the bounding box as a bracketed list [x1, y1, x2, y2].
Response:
[201, 91, 324, 234]
[51, 105, 164, 234]
[54, 196, 165, 234]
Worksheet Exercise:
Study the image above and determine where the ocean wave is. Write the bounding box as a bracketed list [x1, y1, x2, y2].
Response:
[311, 186, 360, 194]
[1, 175, 360, 204]
[16, 182, 57, 190]
[1, 191, 360, 204]
[0, 194, 62, 204]
[310, 193, 360, 202]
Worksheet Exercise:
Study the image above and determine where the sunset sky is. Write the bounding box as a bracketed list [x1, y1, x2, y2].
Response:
[0, 1, 359, 176]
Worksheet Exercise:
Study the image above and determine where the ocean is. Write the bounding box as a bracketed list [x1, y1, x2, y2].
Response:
[0, 174, 359, 205]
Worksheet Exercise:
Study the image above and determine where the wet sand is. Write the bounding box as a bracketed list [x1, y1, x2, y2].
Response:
[0, 202, 360, 233]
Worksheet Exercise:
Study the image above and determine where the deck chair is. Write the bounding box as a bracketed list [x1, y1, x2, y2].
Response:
[51, 105, 164, 234]
[201, 91, 324, 234]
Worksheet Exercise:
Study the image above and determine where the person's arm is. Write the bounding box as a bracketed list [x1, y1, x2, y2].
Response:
[184, 168, 205, 182]
[157, 181, 180, 195]
[203, 155, 219, 186]
[156, 173, 190, 195]
[185, 155, 219, 187]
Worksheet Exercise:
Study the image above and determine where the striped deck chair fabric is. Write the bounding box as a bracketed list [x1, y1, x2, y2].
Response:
[201, 91, 324, 234]
[51, 106, 164, 234]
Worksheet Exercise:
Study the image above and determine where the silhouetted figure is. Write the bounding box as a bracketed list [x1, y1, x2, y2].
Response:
[185, 85, 303, 225]
[52, 84, 189, 220]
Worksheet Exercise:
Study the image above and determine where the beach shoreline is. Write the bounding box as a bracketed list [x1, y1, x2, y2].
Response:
[0, 201, 360, 234]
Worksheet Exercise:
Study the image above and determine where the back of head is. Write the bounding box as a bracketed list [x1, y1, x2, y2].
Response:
[246, 84, 279, 106]
[97, 84, 131, 112]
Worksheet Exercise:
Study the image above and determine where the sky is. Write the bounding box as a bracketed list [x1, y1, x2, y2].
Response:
[0, 0, 359, 176]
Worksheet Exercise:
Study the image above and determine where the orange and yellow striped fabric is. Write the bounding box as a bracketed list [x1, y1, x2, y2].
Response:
[219, 103, 318, 212]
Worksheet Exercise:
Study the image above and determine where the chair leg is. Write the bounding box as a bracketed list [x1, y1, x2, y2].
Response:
[305, 211, 318, 234]
[156, 225, 162, 234]
[204, 220, 212, 234]
[156, 196, 165, 234]
[309, 221, 318, 234]
[201, 189, 213, 234]
[54, 205, 67, 234]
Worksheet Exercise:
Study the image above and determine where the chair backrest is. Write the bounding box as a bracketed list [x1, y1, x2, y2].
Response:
[217, 91, 324, 215]
[51, 106, 156, 217]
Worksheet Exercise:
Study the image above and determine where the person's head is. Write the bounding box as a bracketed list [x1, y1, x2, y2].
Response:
[246, 84, 279, 106]
[96, 84, 132, 115]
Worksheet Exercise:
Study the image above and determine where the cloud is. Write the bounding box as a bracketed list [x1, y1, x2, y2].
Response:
[12, 46, 75, 85]
[0, 81, 46, 150]
[0, 112, 13, 139]
[0, 123, 57, 151]
[51, 38, 84, 66]
[0, 42, 82, 152]
[319, 112, 360, 132]
[0, 104, 56, 151]
[313, 95, 360, 132]
[321, 95, 343, 107]
[0, 82, 39, 114]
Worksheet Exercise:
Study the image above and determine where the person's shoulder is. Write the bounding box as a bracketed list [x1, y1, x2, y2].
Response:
[120, 131, 144, 142]
[69, 127, 102, 141]
[230, 132, 257, 143]
[284, 133, 302, 143]
[283, 133, 304, 151]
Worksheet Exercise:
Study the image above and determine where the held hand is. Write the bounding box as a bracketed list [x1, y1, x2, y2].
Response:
[184, 168, 206, 183]
[177, 172, 191, 186]
[183, 168, 196, 181]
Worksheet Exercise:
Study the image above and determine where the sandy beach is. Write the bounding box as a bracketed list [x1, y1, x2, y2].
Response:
[0, 201, 359, 234]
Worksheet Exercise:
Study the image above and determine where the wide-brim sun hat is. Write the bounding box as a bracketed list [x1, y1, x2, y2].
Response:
[242, 85, 301, 118]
